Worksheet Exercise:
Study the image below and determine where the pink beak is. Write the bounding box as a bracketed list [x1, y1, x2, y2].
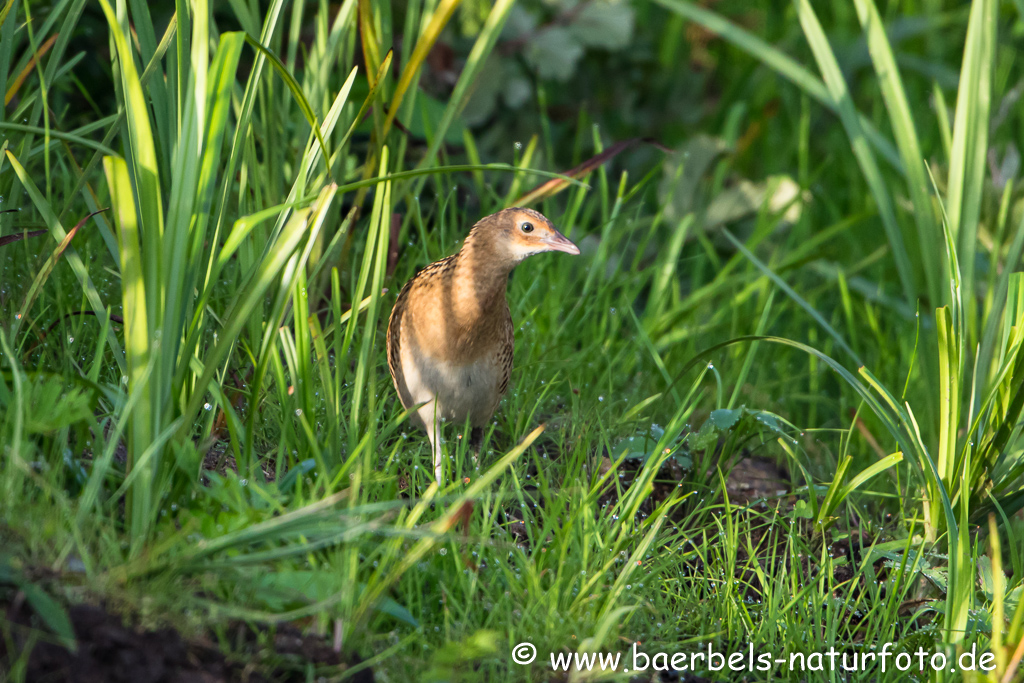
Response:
[543, 229, 580, 255]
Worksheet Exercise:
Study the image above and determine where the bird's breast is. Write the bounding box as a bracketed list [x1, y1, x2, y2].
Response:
[403, 278, 510, 362]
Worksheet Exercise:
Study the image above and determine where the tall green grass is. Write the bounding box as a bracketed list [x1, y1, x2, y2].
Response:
[656, 0, 1024, 669]
[2, 0, 535, 650]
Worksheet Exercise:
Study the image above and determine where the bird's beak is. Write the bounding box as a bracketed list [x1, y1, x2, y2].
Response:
[542, 229, 580, 255]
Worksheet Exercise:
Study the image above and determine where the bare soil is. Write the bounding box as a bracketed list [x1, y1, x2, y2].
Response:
[1, 596, 375, 683]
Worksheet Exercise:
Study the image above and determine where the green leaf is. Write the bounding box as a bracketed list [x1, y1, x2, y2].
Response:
[709, 408, 741, 430]
[22, 376, 93, 434]
[792, 499, 815, 519]
[569, 2, 634, 49]
[525, 27, 584, 82]
[374, 595, 419, 628]
[691, 419, 719, 452]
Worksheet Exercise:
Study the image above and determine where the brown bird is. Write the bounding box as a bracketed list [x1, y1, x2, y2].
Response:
[387, 207, 580, 485]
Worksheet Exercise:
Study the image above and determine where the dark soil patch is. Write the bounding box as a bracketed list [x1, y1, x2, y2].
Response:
[2, 596, 374, 683]
[722, 456, 790, 504]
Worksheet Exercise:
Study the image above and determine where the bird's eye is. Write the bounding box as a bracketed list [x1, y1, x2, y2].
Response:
[521, 222, 534, 233]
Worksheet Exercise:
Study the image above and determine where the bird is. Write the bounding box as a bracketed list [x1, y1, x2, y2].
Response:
[387, 207, 580, 485]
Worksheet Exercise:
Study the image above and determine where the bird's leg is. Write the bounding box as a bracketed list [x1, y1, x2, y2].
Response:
[417, 400, 445, 486]
[469, 427, 484, 467]
[430, 420, 444, 486]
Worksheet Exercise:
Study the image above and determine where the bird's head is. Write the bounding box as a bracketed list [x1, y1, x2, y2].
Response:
[472, 207, 580, 265]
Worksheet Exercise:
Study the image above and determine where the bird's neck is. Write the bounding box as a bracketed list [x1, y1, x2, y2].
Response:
[451, 236, 514, 318]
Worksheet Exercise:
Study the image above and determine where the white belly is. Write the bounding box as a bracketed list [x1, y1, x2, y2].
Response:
[401, 350, 502, 427]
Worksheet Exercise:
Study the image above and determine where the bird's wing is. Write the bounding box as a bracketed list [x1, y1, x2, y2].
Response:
[386, 281, 412, 404]
[387, 256, 457, 408]
[497, 305, 514, 397]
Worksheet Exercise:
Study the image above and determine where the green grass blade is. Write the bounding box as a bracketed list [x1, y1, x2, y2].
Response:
[721, 228, 860, 365]
[14, 209, 107, 340]
[653, 0, 901, 171]
[98, 0, 164, 242]
[102, 154, 154, 548]
[414, 0, 516, 171]
[348, 147, 392, 440]
[792, 0, 915, 302]
[5, 150, 126, 373]
[835, 451, 903, 509]
[356, 425, 545, 625]
[243, 33, 331, 176]
[382, 0, 459, 138]
[851, 0, 942, 306]
[0, 122, 118, 156]
[945, 0, 996, 323]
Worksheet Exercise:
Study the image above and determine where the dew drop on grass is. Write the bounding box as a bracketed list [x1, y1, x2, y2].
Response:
[295, 408, 303, 416]
[204, 403, 212, 411]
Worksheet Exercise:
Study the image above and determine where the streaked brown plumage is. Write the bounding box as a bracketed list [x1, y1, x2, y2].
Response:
[387, 207, 579, 484]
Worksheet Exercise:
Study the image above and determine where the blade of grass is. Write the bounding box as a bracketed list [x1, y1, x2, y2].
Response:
[792, 0, 915, 302]
[851, 0, 942, 306]
[945, 0, 996, 328]
[5, 150, 126, 373]
[102, 154, 152, 546]
[243, 33, 332, 176]
[413, 0, 516, 172]
[381, 0, 460, 139]
[14, 209, 107, 339]
[4, 34, 57, 106]
[720, 228, 860, 365]
[653, 0, 901, 171]
[355, 424, 546, 625]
